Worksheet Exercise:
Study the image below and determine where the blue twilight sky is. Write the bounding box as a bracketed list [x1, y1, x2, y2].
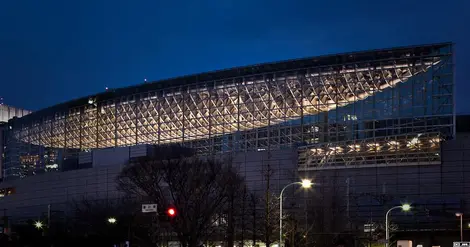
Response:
[1, 0, 469, 113]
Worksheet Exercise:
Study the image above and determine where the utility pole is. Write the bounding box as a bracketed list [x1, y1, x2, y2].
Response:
[47, 204, 51, 230]
[1, 209, 7, 234]
[346, 178, 350, 219]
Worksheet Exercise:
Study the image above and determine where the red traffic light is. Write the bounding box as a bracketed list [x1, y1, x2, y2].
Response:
[167, 207, 176, 217]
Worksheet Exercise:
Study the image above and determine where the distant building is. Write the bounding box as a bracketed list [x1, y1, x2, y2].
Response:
[0, 105, 30, 179]
[0, 105, 30, 123]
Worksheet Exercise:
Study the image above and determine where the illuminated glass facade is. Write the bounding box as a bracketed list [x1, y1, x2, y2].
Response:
[2, 43, 454, 179]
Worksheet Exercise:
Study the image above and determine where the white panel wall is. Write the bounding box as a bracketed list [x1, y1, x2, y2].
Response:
[0, 105, 31, 123]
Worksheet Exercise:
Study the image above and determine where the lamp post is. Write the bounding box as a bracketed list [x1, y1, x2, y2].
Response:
[456, 213, 463, 241]
[385, 204, 411, 247]
[34, 220, 43, 229]
[280, 179, 313, 247]
[108, 217, 117, 224]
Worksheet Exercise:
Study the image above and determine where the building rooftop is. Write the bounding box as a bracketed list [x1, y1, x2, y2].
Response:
[16, 42, 451, 122]
[0, 105, 31, 123]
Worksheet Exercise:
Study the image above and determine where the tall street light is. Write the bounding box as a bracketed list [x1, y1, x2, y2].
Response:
[280, 179, 313, 247]
[456, 213, 463, 241]
[108, 217, 117, 224]
[385, 204, 411, 247]
[34, 220, 43, 229]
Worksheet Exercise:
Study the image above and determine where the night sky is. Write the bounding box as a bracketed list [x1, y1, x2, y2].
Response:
[1, 0, 469, 113]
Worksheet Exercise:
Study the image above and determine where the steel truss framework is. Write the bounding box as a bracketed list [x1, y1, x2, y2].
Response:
[3, 43, 454, 177]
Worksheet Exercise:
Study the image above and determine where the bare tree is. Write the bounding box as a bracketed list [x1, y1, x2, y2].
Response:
[69, 197, 144, 246]
[304, 173, 352, 247]
[283, 215, 303, 247]
[249, 192, 259, 247]
[259, 190, 280, 247]
[225, 183, 251, 247]
[233, 185, 250, 247]
[241, 163, 280, 247]
[117, 145, 245, 247]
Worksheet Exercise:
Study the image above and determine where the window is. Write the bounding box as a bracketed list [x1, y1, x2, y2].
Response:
[0, 187, 15, 197]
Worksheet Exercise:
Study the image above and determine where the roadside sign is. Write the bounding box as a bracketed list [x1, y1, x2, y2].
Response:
[454, 243, 470, 247]
[142, 204, 158, 213]
[364, 223, 377, 233]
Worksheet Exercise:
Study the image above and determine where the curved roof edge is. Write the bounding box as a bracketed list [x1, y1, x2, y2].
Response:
[12, 42, 452, 124]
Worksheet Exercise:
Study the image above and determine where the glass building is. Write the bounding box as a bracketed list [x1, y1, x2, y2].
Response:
[2, 43, 454, 179]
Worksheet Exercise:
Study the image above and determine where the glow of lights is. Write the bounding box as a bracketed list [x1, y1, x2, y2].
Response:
[456, 212, 463, 217]
[167, 208, 176, 217]
[367, 143, 381, 152]
[348, 144, 361, 152]
[401, 204, 411, 211]
[344, 114, 358, 121]
[430, 138, 441, 143]
[46, 164, 59, 169]
[329, 146, 343, 153]
[407, 137, 420, 149]
[310, 148, 323, 155]
[11, 59, 442, 151]
[301, 179, 313, 188]
[107, 217, 117, 224]
[34, 221, 43, 229]
[388, 141, 399, 146]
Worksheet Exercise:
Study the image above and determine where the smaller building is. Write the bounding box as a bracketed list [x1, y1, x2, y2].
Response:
[0, 105, 31, 179]
[0, 105, 30, 124]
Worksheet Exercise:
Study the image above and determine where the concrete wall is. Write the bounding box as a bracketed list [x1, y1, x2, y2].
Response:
[0, 145, 147, 220]
[0, 165, 123, 219]
[0, 147, 299, 221]
[232, 148, 299, 193]
[3, 135, 469, 228]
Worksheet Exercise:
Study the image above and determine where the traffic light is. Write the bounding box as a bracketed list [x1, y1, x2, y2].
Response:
[167, 207, 176, 217]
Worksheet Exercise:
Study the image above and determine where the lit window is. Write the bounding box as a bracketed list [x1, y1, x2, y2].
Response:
[343, 114, 358, 121]
[0, 187, 15, 198]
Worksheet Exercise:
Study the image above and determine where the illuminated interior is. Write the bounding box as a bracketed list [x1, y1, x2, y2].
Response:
[2, 43, 454, 176]
[298, 132, 442, 170]
[13, 61, 438, 149]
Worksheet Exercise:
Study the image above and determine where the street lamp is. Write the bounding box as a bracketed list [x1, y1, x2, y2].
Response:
[280, 179, 313, 247]
[385, 204, 411, 247]
[107, 217, 117, 224]
[34, 220, 43, 229]
[456, 212, 463, 241]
